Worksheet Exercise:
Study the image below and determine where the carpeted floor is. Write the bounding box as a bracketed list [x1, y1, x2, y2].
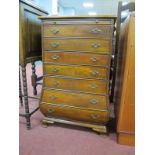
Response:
[19, 62, 135, 155]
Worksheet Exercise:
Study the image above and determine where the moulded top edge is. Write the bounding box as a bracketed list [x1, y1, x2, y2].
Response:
[39, 15, 117, 20]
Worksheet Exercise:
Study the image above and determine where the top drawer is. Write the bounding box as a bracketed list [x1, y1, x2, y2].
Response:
[43, 25, 113, 39]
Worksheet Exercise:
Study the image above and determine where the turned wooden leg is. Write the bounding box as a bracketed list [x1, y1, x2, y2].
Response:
[21, 64, 31, 130]
[31, 62, 37, 96]
[19, 68, 23, 106]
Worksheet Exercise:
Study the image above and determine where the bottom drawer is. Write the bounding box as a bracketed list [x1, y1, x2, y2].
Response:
[40, 103, 109, 124]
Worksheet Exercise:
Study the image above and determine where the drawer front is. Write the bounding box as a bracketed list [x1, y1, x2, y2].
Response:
[42, 89, 108, 110]
[43, 25, 113, 38]
[44, 76, 109, 94]
[43, 38, 112, 54]
[43, 52, 111, 67]
[43, 20, 113, 25]
[44, 64, 109, 79]
[40, 103, 109, 123]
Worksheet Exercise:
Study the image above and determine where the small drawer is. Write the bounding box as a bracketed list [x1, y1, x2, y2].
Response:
[44, 76, 109, 94]
[44, 64, 109, 79]
[43, 52, 111, 67]
[43, 25, 113, 38]
[41, 89, 109, 110]
[43, 38, 112, 54]
[40, 103, 109, 123]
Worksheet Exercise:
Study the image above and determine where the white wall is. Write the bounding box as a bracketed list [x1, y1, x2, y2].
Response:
[29, 0, 135, 16]
[58, 0, 135, 16]
[58, 4, 75, 16]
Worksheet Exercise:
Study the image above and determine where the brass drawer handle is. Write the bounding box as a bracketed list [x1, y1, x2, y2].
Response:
[52, 68, 60, 72]
[90, 28, 102, 34]
[51, 55, 60, 60]
[89, 84, 97, 89]
[52, 81, 60, 87]
[51, 29, 59, 34]
[50, 95, 57, 100]
[91, 43, 100, 48]
[90, 99, 98, 104]
[91, 114, 100, 119]
[47, 109, 55, 113]
[90, 70, 99, 76]
[51, 43, 59, 48]
[90, 57, 97, 62]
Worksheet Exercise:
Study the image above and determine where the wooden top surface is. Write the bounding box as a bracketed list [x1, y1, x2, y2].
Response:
[39, 15, 117, 20]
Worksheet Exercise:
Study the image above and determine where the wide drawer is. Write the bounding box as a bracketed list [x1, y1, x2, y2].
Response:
[43, 25, 113, 38]
[43, 38, 112, 54]
[40, 103, 109, 123]
[44, 76, 109, 94]
[41, 89, 109, 110]
[43, 51, 111, 67]
[44, 64, 109, 79]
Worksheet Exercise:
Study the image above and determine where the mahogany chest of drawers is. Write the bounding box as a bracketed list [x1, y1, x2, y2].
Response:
[39, 16, 115, 133]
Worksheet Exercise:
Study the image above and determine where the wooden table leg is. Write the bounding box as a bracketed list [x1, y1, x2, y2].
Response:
[31, 62, 37, 96]
[21, 64, 31, 129]
[19, 68, 23, 106]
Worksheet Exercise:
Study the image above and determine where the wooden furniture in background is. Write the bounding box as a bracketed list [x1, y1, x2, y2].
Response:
[39, 16, 116, 133]
[19, 0, 48, 95]
[110, 2, 135, 102]
[114, 2, 135, 146]
[19, 0, 48, 129]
